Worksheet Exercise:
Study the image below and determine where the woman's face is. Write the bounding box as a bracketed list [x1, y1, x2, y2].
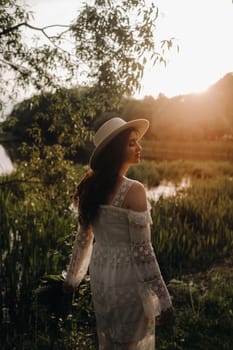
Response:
[123, 130, 142, 166]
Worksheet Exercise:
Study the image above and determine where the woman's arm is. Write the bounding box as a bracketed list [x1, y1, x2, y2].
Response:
[63, 224, 94, 293]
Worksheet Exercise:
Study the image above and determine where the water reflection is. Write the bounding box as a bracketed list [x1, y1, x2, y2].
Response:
[0, 145, 13, 174]
[147, 178, 191, 202]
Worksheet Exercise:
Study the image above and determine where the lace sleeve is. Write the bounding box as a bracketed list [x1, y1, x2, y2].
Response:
[128, 210, 172, 318]
[64, 225, 94, 288]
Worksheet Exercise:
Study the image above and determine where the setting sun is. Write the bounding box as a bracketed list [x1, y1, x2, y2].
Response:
[137, 0, 233, 98]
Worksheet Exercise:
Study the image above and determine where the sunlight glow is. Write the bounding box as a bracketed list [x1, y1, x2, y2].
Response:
[137, 0, 233, 98]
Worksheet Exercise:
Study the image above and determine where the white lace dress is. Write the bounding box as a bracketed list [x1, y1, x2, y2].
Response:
[65, 177, 172, 350]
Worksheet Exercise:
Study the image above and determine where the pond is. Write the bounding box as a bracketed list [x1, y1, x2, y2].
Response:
[147, 177, 191, 202]
[0, 145, 14, 174]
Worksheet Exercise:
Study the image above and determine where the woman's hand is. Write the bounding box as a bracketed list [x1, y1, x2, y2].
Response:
[156, 306, 174, 326]
[63, 281, 76, 294]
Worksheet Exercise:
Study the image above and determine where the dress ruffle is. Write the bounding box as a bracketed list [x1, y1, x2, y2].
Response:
[128, 208, 153, 226]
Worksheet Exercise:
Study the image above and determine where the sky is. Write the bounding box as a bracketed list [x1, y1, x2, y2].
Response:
[18, 0, 233, 98]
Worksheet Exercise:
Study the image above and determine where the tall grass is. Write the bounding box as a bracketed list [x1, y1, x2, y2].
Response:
[150, 177, 233, 278]
[0, 176, 76, 348]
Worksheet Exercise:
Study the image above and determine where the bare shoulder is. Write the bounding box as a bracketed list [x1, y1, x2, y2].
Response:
[123, 180, 147, 212]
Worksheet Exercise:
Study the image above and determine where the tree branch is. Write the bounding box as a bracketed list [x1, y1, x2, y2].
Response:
[0, 22, 71, 39]
[0, 22, 26, 37]
[0, 22, 73, 59]
[0, 58, 29, 74]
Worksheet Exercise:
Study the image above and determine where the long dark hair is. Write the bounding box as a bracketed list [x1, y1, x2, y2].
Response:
[74, 127, 135, 228]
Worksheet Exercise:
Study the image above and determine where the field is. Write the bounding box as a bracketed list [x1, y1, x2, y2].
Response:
[142, 140, 233, 161]
[0, 157, 233, 349]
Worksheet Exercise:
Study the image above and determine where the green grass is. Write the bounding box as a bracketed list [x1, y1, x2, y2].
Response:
[157, 264, 233, 350]
[150, 176, 233, 278]
[1, 160, 233, 349]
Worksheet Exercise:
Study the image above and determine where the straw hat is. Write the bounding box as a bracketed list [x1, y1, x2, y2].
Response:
[90, 117, 149, 169]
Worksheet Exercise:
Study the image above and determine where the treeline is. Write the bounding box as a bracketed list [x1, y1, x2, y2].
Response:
[1, 73, 233, 163]
[123, 72, 233, 141]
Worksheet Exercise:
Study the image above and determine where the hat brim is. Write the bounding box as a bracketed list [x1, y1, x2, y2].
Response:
[89, 119, 149, 169]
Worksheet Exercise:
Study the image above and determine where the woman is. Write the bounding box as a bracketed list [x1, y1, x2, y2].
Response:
[63, 117, 173, 349]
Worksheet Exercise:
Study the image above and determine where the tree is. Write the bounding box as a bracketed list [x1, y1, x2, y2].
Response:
[0, 0, 75, 114]
[0, 0, 173, 116]
[2, 87, 95, 162]
[70, 0, 173, 110]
